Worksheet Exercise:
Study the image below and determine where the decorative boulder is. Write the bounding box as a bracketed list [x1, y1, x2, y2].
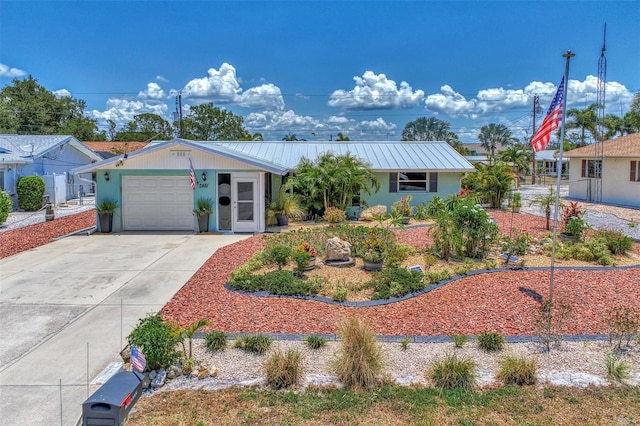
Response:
[325, 237, 351, 261]
[359, 205, 387, 221]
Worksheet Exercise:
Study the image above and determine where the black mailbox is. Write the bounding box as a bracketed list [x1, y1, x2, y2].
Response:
[82, 371, 144, 425]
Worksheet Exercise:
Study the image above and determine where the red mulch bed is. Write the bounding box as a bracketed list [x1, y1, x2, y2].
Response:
[161, 211, 640, 336]
[0, 210, 95, 259]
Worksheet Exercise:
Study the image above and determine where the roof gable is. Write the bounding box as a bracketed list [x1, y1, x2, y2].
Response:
[562, 133, 640, 158]
[0, 134, 102, 163]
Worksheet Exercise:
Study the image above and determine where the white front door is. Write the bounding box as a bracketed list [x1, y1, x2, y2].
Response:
[231, 176, 258, 233]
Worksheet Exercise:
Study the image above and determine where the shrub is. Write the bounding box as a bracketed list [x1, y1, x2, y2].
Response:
[594, 229, 634, 255]
[556, 239, 616, 266]
[428, 352, 476, 390]
[234, 334, 273, 354]
[385, 243, 416, 268]
[292, 249, 311, 273]
[333, 284, 348, 302]
[400, 338, 411, 351]
[477, 332, 505, 352]
[304, 334, 328, 350]
[0, 191, 13, 225]
[606, 306, 639, 351]
[17, 175, 45, 211]
[204, 330, 228, 352]
[323, 206, 346, 223]
[500, 230, 531, 258]
[496, 356, 537, 386]
[367, 267, 424, 300]
[391, 195, 413, 217]
[263, 349, 304, 389]
[266, 245, 292, 270]
[332, 316, 384, 389]
[605, 352, 630, 383]
[452, 335, 468, 348]
[534, 300, 573, 352]
[413, 203, 429, 220]
[127, 314, 183, 371]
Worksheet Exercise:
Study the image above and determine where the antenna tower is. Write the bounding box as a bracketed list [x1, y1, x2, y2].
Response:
[175, 92, 184, 138]
[594, 23, 607, 202]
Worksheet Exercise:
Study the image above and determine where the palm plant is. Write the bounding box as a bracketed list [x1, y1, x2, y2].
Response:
[182, 318, 209, 359]
[401, 117, 460, 145]
[565, 103, 599, 146]
[478, 123, 518, 158]
[529, 188, 562, 230]
[497, 145, 533, 187]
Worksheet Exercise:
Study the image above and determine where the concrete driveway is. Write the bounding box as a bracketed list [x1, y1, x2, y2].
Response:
[0, 232, 250, 426]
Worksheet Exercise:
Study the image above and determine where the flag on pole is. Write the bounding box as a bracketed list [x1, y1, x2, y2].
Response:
[531, 76, 566, 152]
[189, 158, 196, 190]
[130, 346, 146, 373]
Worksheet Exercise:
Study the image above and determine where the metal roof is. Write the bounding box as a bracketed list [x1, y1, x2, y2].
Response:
[71, 139, 475, 175]
[0, 135, 101, 163]
[215, 141, 475, 172]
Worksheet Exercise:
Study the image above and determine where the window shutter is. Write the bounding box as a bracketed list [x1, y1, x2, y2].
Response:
[581, 160, 587, 178]
[389, 173, 397, 192]
[631, 161, 637, 182]
[429, 172, 438, 192]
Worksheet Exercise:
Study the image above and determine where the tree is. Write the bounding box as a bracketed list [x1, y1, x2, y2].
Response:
[285, 152, 380, 212]
[182, 103, 251, 141]
[402, 117, 459, 143]
[461, 161, 515, 209]
[114, 113, 174, 141]
[497, 145, 532, 186]
[0, 75, 101, 140]
[565, 103, 599, 146]
[282, 132, 306, 141]
[336, 132, 350, 141]
[478, 123, 517, 158]
[529, 187, 561, 231]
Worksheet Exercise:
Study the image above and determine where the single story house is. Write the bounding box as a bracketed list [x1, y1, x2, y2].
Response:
[534, 149, 569, 178]
[0, 135, 102, 206]
[561, 133, 640, 208]
[82, 141, 149, 159]
[71, 138, 475, 233]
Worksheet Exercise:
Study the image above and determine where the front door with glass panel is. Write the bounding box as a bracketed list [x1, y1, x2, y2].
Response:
[231, 176, 258, 232]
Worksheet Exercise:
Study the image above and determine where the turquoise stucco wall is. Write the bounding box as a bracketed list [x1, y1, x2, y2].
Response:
[361, 172, 463, 209]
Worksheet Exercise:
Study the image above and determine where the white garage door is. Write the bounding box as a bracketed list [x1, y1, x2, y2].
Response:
[123, 176, 194, 231]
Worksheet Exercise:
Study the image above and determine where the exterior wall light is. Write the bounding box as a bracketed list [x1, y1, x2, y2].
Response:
[201, 172, 207, 181]
[104, 171, 110, 181]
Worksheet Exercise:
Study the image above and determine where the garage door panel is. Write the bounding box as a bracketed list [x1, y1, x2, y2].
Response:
[123, 176, 194, 231]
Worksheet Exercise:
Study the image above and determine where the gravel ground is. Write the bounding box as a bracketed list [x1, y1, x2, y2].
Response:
[0, 196, 95, 233]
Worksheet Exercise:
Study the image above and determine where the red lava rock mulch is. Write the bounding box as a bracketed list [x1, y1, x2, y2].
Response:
[161, 212, 640, 337]
[0, 210, 95, 259]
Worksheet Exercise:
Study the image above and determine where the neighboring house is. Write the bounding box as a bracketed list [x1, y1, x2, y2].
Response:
[534, 150, 569, 177]
[0, 135, 102, 206]
[462, 142, 508, 164]
[71, 139, 475, 233]
[562, 133, 640, 208]
[82, 141, 149, 159]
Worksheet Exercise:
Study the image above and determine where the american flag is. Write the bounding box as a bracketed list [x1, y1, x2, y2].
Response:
[531, 76, 565, 152]
[189, 158, 196, 190]
[130, 346, 146, 373]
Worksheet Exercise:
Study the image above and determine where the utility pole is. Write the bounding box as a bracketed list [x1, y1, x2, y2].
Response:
[175, 92, 184, 138]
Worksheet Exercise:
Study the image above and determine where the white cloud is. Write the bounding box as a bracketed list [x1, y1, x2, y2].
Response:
[137, 82, 166, 103]
[156, 75, 169, 83]
[329, 71, 424, 110]
[357, 117, 397, 132]
[182, 63, 285, 110]
[53, 89, 71, 98]
[90, 98, 168, 128]
[245, 109, 320, 133]
[0, 63, 26, 78]
[425, 76, 635, 118]
[237, 83, 285, 110]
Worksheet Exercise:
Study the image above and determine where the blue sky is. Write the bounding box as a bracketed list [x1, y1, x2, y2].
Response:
[1, 0, 639, 142]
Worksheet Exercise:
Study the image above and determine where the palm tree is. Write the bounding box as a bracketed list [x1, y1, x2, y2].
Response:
[282, 132, 299, 141]
[529, 187, 563, 231]
[182, 319, 208, 359]
[401, 117, 460, 145]
[478, 124, 517, 158]
[336, 132, 350, 141]
[565, 103, 599, 146]
[497, 145, 533, 187]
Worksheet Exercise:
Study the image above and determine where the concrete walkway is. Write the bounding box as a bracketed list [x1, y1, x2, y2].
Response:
[0, 232, 250, 426]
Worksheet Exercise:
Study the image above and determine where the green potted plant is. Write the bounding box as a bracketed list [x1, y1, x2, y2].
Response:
[362, 233, 386, 271]
[96, 199, 119, 233]
[561, 201, 587, 242]
[391, 195, 413, 224]
[509, 192, 522, 213]
[45, 203, 55, 221]
[194, 197, 214, 233]
[273, 189, 304, 227]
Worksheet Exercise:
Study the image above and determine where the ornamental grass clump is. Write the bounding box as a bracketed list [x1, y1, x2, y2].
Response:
[263, 349, 304, 389]
[304, 334, 328, 350]
[605, 352, 630, 383]
[234, 334, 273, 354]
[204, 330, 228, 352]
[428, 352, 476, 391]
[496, 356, 538, 386]
[477, 332, 506, 352]
[332, 315, 385, 389]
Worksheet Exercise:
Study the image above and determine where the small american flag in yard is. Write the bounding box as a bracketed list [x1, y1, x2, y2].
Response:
[130, 346, 146, 373]
[189, 158, 196, 190]
[531, 76, 565, 152]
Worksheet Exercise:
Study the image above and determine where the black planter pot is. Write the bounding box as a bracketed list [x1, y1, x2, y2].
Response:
[276, 213, 289, 227]
[99, 213, 113, 233]
[363, 259, 383, 271]
[197, 214, 209, 233]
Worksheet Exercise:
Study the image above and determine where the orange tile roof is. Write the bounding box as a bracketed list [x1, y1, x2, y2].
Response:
[562, 133, 640, 158]
[82, 141, 150, 156]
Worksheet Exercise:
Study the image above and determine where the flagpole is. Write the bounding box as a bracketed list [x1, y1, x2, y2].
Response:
[548, 50, 575, 302]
